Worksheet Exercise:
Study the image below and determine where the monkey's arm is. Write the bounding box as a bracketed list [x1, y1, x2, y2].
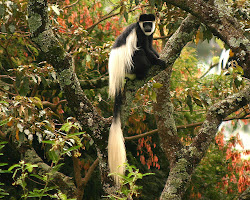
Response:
[144, 36, 164, 68]
[144, 45, 165, 67]
[148, 36, 160, 58]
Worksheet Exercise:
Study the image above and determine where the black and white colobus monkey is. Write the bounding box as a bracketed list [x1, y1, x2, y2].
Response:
[108, 14, 165, 184]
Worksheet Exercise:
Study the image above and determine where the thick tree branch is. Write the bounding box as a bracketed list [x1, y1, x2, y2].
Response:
[12, 137, 77, 198]
[190, 83, 250, 162]
[159, 83, 250, 200]
[165, 0, 250, 78]
[153, 14, 200, 167]
[27, 0, 114, 193]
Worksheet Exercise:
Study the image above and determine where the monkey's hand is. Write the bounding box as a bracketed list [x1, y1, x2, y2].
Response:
[156, 58, 166, 68]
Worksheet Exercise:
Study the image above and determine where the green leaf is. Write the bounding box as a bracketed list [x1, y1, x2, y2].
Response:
[67, 132, 86, 137]
[19, 76, 30, 96]
[142, 172, 155, 177]
[42, 140, 55, 145]
[150, 90, 157, 102]
[25, 163, 38, 173]
[0, 169, 11, 174]
[0, 141, 8, 145]
[152, 82, 163, 88]
[124, 10, 128, 22]
[30, 174, 46, 182]
[48, 150, 59, 162]
[59, 122, 73, 133]
[62, 145, 81, 155]
[8, 164, 21, 172]
[236, 65, 244, 75]
[52, 163, 64, 173]
[0, 118, 9, 126]
[0, 101, 9, 106]
[0, 163, 8, 167]
[32, 97, 43, 109]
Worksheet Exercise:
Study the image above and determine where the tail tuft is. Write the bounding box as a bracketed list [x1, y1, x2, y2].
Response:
[108, 118, 126, 185]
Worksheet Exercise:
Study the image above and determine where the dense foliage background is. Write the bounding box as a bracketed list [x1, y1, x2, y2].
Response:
[0, 0, 249, 199]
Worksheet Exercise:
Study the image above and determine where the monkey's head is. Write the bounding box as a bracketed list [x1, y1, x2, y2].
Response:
[138, 14, 156, 36]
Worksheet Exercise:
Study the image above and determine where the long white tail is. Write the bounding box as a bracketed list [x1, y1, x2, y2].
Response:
[108, 117, 126, 185]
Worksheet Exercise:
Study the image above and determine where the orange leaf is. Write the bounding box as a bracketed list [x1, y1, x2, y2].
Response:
[7, 120, 13, 127]
[140, 155, 145, 165]
[16, 128, 19, 141]
[154, 155, 158, 163]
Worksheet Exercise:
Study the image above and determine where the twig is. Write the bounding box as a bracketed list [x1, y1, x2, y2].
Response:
[82, 158, 99, 186]
[86, 5, 143, 32]
[200, 62, 219, 78]
[125, 115, 250, 141]
[73, 155, 99, 200]
[62, 0, 79, 10]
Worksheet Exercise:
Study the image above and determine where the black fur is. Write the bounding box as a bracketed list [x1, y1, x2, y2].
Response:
[111, 14, 165, 119]
[108, 14, 165, 183]
[112, 14, 165, 80]
[139, 13, 155, 21]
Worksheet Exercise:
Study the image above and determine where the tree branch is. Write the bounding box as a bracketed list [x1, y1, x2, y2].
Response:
[27, 0, 113, 193]
[125, 115, 250, 141]
[13, 137, 77, 198]
[190, 83, 250, 161]
[153, 14, 200, 167]
[73, 155, 99, 200]
[159, 83, 250, 200]
[165, 0, 249, 78]
[86, 5, 142, 32]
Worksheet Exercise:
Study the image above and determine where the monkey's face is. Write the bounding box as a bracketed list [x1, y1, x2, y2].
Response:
[138, 14, 156, 36]
[139, 21, 156, 36]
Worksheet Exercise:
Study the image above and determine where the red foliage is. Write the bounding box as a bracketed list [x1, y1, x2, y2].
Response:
[216, 131, 249, 195]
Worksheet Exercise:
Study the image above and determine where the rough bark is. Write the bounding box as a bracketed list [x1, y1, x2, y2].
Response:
[155, 1, 250, 199]
[159, 83, 250, 199]
[27, 0, 113, 196]
[153, 14, 201, 167]
[13, 137, 77, 198]
[165, 0, 250, 78]
[26, 1, 250, 199]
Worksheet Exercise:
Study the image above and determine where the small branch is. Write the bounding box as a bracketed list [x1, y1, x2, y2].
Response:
[125, 129, 157, 141]
[0, 87, 16, 96]
[82, 158, 99, 186]
[42, 100, 67, 111]
[125, 114, 250, 141]
[0, 75, 15, 81]
[86, 5, 143, 32]
[200, 62, 219, 78]
[153, 35, 170, 40]
[62, 0, 79, 10]
[86, 11, 120, 32]
[73, 155, 99, 200]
